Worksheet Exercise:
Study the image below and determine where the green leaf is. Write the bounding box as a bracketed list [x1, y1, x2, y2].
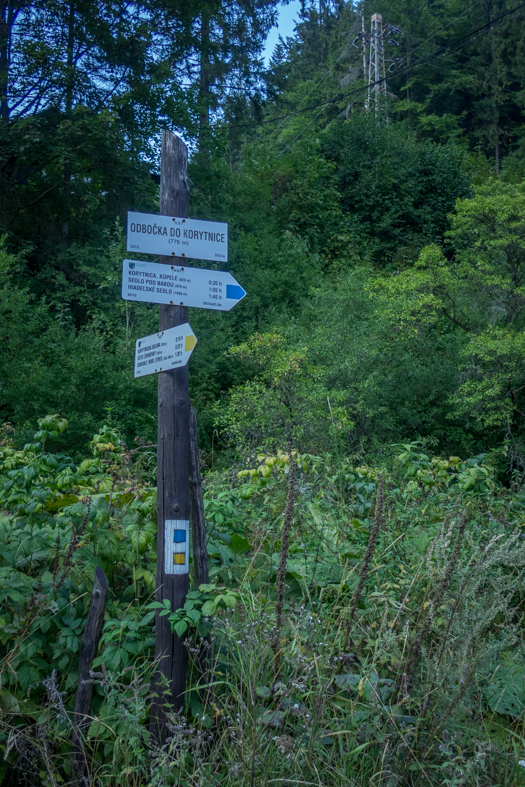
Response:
[0, 691, 19, 713]
[230, 533, 250, 554]
[334, 674, 361, 692]
[186, 609, 201, 625]
[198, 584, 216, 593]
[174, 620, 188, 638]
[258, 709, 285, 728]
[201, 600, 217, 617]
[146, 599, 171, 611]
[17, 663, 40, 689]
[486, 666, 525, 718]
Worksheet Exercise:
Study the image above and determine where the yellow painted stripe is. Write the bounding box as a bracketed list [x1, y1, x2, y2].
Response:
[184, 334, 196, 352]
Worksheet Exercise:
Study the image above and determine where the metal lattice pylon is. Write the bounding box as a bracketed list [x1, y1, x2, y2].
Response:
[368, 13, 387, 117]
[353, 11, 402, 119]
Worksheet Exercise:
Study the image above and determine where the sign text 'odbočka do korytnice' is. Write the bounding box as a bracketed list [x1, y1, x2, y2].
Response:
[127, 211, 228, 262]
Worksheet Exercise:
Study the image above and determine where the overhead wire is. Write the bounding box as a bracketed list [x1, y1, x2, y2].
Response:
[406, 0, 487, 58]
[274, 3, 525, 155]
[267, 57, 338, 140]
[218, 0, 525, 133]
[267, 10, 375, 140]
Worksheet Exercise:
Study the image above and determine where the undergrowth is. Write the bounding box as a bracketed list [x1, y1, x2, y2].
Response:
[0, 417, 524, 785]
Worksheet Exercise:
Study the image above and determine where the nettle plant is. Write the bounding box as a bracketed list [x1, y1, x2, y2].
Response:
[394, 441, 501, 495]
[149, 584, 239, 639]
[0, 415, 158, 703]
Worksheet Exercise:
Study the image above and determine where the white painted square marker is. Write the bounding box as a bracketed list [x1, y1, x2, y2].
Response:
[164, 520, 189, 575]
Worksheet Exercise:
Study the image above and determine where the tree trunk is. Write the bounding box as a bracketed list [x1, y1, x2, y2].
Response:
[199, 8, 210, 158]
[189, 405, 209, 590]
[0, 1, 15, 122]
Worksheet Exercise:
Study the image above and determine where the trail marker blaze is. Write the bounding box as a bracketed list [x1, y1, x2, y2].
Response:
[164, 520, 189, 574]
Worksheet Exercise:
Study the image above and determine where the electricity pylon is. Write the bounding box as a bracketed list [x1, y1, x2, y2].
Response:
[353, 12, 402, 120]
[368, 13, 387, 117]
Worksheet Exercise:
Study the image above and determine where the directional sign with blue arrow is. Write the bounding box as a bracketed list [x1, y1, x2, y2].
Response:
[121, 259, 246, 311]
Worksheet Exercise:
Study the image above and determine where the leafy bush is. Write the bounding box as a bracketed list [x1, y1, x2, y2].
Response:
[1, 416, 525, 785]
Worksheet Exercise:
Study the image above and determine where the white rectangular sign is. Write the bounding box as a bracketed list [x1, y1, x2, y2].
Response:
[134, 323, 197, 378]
[164, 520, 189, 575]
[127, 211, 228, 262]
[121, 259, 246, 311]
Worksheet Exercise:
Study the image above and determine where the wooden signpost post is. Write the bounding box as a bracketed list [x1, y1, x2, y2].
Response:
[123, 129, 245, 741]
[149, 130, 191, 740]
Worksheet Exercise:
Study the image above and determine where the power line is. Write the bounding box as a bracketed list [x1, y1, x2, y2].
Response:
[268, 13, 378, 140]
[220, 0, 525, 132]
[275, 4, 525, 155]
[407, 0, 486, 59]
[268, 58, 338, 140]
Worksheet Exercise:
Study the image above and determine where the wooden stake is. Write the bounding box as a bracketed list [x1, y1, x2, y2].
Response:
[71, 566, 108, 784]
[189, 405, 211, 709]
[150, 129, 190, 741]
[189, 405, 209, 590]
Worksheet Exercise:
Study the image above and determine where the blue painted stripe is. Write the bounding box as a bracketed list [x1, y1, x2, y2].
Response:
[173, 530, 186, 543]
[226, 284, 246, 301]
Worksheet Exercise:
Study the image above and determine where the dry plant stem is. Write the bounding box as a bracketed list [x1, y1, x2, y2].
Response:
[239, 531, 272, 590]
[272, 441, 296, 672]
[340, 472, 384, 659]
[389, 498, 462, 631]
[423, 658, 481, 757]
[404, 511, 468, 685]
[53, 501, 92, 591]
[418, 568, 477, 721]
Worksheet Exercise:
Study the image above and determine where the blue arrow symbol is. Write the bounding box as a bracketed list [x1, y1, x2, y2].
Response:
[226, 284, 246, 301]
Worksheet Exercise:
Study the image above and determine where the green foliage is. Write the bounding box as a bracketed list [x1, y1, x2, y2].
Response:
[218, 332, 351, 453]
[372, 180, 525, 434]
[1, 413, 525, 785]
[0, 415, 157, 697]
[148, 584, 239, 639]
[4, 0, 525, 781]
[322, 116, 472, 264]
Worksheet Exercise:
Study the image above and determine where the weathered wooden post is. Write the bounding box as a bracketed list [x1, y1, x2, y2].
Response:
[149, 130, 191, 741]
[121, 129, 244, 742]
[71, 566, 109, 784]
[189, 405, 210, 590]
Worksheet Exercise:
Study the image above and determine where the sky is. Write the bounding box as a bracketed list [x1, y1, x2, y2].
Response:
[263, 0, 303, 64]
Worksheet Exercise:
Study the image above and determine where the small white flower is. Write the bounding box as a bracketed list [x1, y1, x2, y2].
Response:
[519, 759, 525, 768]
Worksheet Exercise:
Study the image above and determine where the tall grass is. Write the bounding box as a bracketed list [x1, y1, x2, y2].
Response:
[1, 442, 525, 785]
